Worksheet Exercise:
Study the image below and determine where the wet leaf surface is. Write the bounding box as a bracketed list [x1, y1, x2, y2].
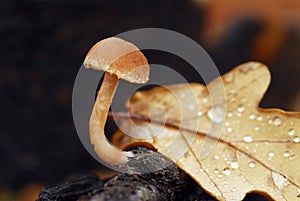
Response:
[112, 62, 300, 200]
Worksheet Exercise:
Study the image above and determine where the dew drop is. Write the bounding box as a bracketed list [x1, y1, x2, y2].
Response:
[214, 169, 219, 174]
[104, 65, 110, 70]
[227, 112, 233, 117]
[227, 127, 233, 133]
[236, 112, 242, 117]
[232, 187, 237, 192]
[257, 116, 263, 121]
[254, 126, 260, 131]
[288, 128, 296, 136]
[283, 151, 290, 158]
[208, 106, 225, 123]
[268, 152, 275, 158]
[197, 111, 203, 116]
[248, 161, 256, 168]
[249, 114, 256, 120]
[272, 116, 282, 125]
[243, 136, 253, 143]
[293, 136, 300, 143]
[231, 161, 239, 169]
[237, 105, 245, 113]
[223, 168, 231, 175]
[214, 155, 219, 160]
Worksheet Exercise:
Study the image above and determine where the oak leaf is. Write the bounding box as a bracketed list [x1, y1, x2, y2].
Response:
[112, 62, 300, 201]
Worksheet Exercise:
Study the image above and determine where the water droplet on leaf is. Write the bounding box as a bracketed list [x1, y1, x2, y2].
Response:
[208, 106, 225, 123]
[249, 114, 256, 120]
[293, 136, 300, 143]
[237, 105, 245, 113]
[227, 127, 233, 133]
[257, 116, 263, 121]
[248, 161, 256, 168]
[227, 112, 233, 117]
[283, 151, 290, 158]
[197, 111, 203, 116]
[223, 168, 231, 175]
[273, 116, 282, 125]
[268, 152, 275, 158]
[243, 136, 253, 143]
[231, 161, 239, 169]
[288, 128, 296, 136]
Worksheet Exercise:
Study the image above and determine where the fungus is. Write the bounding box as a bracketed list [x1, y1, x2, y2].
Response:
[84, 37, 149, 165]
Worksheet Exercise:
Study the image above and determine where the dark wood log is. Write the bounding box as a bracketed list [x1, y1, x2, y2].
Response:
[36, 174, 105, 201]
[36, 147, 268, 201]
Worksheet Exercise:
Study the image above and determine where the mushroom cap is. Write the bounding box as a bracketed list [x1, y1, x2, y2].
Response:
[84, 37, 150, 84]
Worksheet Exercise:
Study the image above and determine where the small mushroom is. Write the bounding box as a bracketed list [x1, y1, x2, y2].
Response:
[83, 37, 149, 166]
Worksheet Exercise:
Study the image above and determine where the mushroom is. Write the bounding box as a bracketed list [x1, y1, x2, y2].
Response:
[83, 37, 150, 166]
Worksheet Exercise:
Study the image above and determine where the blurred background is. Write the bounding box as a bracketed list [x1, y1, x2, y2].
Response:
[1, 0, 300, 200]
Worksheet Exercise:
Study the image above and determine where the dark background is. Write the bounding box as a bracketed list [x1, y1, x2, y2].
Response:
[1, 0, 300, 200]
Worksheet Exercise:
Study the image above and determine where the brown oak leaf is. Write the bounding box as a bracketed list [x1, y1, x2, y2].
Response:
[112, 62, 300, 201]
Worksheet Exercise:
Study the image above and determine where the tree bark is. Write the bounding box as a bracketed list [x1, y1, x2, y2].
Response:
[37, 147, 268, 201]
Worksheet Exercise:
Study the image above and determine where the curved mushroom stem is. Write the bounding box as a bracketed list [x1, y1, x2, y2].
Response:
[90, 72, 134, 166]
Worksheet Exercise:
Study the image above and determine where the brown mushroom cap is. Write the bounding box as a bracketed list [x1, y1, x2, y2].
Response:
[84, 37, 150, 84]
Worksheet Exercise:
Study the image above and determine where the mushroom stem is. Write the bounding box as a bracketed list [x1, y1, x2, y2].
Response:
[90, 72, 133, 166]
